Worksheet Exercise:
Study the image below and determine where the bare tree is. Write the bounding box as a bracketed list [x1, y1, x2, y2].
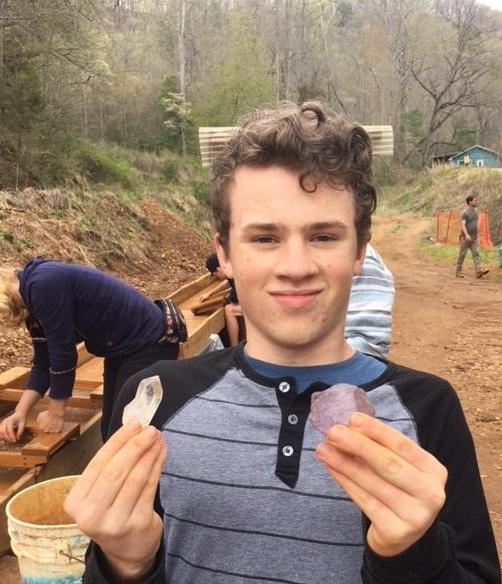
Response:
[177, 0, 187, 154]
[405, 0, 494, 163]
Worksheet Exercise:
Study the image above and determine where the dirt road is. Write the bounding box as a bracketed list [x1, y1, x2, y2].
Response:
[372, 214, 502, 558]
[1, 213, 501, 580]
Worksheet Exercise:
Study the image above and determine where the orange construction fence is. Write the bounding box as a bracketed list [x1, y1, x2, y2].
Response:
[435, 210, 493, 248]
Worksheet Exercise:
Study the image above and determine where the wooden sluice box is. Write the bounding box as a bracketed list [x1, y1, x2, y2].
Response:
[0, 272, 227, 555]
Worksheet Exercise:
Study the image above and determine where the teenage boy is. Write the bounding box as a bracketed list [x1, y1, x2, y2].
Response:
[65, 103, 500, 584]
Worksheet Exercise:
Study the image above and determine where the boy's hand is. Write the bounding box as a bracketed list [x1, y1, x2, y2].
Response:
[315, 413, 447, 557]
[64, 422, 167, 580]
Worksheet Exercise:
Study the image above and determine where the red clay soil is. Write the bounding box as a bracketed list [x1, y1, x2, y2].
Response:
[1, 213, 501, 581]
[0, 196, 212, 374]
[373, 214, 502, 560]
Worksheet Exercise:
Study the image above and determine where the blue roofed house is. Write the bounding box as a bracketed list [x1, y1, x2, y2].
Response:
[448, 145, 502, 168]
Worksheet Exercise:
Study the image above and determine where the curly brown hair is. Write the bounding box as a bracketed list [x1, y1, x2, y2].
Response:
[211, 101, 377, 249]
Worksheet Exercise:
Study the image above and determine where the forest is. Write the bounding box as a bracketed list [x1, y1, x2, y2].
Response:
[1, 0, 501, 189]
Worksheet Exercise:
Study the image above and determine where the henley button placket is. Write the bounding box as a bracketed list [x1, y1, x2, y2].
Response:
[274, 379, 311, 488]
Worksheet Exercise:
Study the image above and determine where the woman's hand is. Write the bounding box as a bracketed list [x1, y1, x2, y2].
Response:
[0, 411, 27, 442]
[37, 409, 65, 433]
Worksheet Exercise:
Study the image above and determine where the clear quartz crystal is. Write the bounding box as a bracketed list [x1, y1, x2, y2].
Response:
[122, 375, 163, 427]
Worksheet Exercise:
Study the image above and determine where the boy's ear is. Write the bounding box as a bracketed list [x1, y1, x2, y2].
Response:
[353, 242, 367, 276]
[214, 234, 234, 279]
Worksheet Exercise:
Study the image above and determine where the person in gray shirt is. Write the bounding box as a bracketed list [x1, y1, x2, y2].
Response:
[455, 195, 489, 278]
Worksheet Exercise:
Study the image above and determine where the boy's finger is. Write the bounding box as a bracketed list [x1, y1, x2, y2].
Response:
[135, 441, 168, 515]
[84, 427, 162, 511]
[106, 438, 165, 523]
[69, 422, 143, 502]
[347, 413, 443, 475]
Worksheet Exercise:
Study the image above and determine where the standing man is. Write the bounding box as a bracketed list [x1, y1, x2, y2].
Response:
[0, 258, 180, 440]
[65, 103, 500, 583]
[455, 195, 489, 278]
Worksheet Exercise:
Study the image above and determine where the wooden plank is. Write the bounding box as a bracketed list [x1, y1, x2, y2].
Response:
[191, 293, 228, 315]
[179, 308, 225, 359]
[0, 451, 47, 468]
[75, 357, 104, 382]
[35, 413, 102, 480]
[90, 386, 103, 402]
[0, 388, 101, 410]
[21, 422, 80, 457]
[169, 272, 214, 305]
[199, 125, 394, 167]
[0, 388, 26, 404]
[73, 379, 103, 391]
[76, 342, 94, 366]
[0, 367, 30, 389]
[0, 346, 90, 391]
[0, 468, 38, 505]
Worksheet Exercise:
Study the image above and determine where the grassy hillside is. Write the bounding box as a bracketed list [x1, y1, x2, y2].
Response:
[0, 142, 215, 288]
[379, 165, 502, 244]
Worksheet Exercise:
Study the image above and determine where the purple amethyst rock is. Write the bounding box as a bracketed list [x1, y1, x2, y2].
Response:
[309, 383, 375, 434]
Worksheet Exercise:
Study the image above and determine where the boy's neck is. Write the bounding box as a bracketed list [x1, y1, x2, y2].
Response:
[245, 334, 354, 367]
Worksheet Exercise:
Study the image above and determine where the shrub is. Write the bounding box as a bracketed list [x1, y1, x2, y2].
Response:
[77, 143, 136, 189]
[161, 158, 181, 183]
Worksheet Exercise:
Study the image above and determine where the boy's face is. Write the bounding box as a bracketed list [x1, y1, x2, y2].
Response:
[216, 165, 365, 364]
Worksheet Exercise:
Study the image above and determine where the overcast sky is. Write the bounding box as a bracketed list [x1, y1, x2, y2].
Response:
[477, 0, 502, 10]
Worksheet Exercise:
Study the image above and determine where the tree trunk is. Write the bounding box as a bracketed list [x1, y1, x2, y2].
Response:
[178, 0, 187, 155]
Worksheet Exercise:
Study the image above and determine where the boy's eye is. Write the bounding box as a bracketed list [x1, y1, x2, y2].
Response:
[312, 234, 337, 242]
[254, 235, 277, 244]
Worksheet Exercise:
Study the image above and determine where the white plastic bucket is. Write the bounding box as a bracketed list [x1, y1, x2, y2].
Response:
[6, 475, 89, 583]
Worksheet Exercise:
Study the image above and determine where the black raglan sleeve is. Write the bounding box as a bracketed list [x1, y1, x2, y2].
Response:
[361, 370, 501, 584]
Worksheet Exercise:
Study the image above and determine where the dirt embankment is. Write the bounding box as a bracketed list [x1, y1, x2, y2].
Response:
[0, 189, 212, 371]
[372, 214, 502, 559]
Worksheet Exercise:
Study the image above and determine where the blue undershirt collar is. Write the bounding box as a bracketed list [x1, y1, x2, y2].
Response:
[244, 349, 386, 392]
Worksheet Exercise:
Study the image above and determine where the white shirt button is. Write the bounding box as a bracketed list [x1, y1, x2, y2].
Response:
[282, 445, 294, 457]
[288, 414, 299, 425]
[278, 381, 290, 393]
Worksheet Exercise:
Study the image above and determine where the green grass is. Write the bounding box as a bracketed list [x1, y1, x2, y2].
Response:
[0, 229, 33, 251]
[76, 142, 137, 190]
[419, 238, 499, 265]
